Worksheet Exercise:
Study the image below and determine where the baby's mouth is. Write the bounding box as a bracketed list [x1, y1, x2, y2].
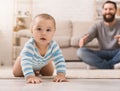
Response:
[40, 38, 46, 40]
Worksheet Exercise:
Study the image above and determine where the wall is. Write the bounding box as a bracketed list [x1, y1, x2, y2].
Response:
[0, 0, 95, 66]
[0, 0, 14, 66]
[32, 0, 95, 21]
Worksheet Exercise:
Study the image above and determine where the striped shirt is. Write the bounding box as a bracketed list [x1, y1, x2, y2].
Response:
[20, 38, 66, 78]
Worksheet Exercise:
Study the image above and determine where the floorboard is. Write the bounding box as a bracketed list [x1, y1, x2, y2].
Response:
[0, 79, 120, 91]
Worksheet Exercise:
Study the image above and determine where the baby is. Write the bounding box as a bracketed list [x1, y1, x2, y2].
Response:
[13, 14, 67, 84]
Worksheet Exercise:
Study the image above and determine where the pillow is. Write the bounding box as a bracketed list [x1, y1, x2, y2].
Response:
[72, 21, 94, 37]
[53, 20, 72, 47]
[55, 20, 72, 36]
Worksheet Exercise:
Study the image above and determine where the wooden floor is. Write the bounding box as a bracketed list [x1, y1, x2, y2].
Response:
[0, 78, 120, 91]
[1, 62, 120, 79]
[0, 63, 120, 91]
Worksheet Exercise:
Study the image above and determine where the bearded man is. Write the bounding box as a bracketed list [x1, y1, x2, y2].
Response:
[77, 0, 120, 69]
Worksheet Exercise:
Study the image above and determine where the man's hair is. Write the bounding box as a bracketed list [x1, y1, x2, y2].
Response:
[102, 0, 117, 10]
[33, 13, 56, 29]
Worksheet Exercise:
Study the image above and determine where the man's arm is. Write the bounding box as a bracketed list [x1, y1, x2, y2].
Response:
[114, 35, 120, 45]
[79, 22, 99, 47]
[79, 34, 89, 48]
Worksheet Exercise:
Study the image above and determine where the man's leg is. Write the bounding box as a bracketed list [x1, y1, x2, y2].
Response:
[108, 49, 120, 68]
[77, 48, 112, 69]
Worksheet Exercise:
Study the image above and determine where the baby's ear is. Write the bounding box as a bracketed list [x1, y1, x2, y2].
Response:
[30, 23, 33, 33]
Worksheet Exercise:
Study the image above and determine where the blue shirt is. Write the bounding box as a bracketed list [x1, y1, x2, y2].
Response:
[20, 38, 66, 78]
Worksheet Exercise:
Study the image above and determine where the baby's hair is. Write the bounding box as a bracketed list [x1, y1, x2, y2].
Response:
[32, 13, 56, 29]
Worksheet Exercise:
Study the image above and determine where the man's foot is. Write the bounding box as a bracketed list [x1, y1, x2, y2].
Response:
[114, 63, 120, 69]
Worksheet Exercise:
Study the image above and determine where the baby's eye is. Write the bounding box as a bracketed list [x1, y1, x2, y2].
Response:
[46, 29, 51, 32]
[37, 28, 42, 31]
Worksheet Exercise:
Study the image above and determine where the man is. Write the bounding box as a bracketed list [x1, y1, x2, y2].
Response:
[77, 0, 120, 69]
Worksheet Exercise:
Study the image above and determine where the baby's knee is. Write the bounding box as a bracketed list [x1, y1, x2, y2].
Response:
[13, 72, 24, 77]
[13, 70, 19, 77]
[40, 70, 54, 76]
[13, 73, 18, 77]
[43, 72, 53, 76]
[12, 68, 24, 77]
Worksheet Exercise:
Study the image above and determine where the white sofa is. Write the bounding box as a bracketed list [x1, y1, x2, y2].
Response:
[13, 20, 99, 62]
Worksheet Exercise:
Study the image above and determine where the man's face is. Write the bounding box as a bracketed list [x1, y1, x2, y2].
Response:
[102, 3, 116, 22]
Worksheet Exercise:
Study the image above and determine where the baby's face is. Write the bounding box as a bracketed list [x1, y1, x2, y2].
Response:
[31, 17, 55, 46]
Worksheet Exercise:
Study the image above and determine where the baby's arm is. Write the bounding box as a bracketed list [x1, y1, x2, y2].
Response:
[20, 41, 42, 84]
[21, 57, 42, 84]
[52, 42, 67, 82]
[53, 55, 67, 82]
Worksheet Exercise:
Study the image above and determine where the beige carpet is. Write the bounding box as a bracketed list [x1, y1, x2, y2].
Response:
[0, 66, 120, 79]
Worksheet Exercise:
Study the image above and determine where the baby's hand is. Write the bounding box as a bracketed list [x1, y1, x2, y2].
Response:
[53, 73, 68, 82]
[26, 75, 42, 84]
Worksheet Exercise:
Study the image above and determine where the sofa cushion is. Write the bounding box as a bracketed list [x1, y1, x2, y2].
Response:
[53, 20, 72, 47]
[53, 36, 70, 48]
[71, 36, 80, 47]
[71, 21, 98, 47]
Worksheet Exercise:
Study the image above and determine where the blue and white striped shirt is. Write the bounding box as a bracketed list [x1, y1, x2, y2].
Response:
[20, 38, 66, 78]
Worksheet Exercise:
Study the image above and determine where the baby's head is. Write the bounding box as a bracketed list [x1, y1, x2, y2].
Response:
[31, 14, 56, 45]
[31, 13, 56, 31]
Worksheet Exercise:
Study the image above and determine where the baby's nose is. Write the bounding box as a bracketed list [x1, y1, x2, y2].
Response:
[42, 30, 46, 34]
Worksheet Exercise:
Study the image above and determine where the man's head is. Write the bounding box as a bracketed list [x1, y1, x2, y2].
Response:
[102, 0, 117, 23]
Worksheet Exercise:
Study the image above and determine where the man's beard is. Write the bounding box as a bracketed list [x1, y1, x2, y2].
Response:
[103, 13, 115, 22]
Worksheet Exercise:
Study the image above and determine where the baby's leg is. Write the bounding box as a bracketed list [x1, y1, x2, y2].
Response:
[13, 56, 24, 77]
[40, 60, 54, 76]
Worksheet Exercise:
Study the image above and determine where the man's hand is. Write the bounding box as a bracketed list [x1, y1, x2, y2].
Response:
[114, 35, 120, 45]
[79, 34, 89, 47]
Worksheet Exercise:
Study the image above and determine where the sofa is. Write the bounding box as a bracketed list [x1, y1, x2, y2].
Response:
[12, 20, 99, 62]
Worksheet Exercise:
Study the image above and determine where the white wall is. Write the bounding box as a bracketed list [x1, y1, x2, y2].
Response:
[32, 0, 95, 21]
[0, 0, 14, 66]
[0, 0, 95, 66]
